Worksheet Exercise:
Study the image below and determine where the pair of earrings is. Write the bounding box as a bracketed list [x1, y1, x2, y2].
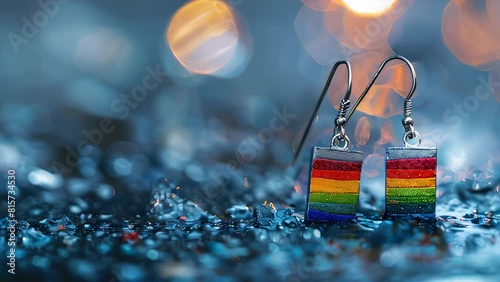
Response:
[296, 55, 437, 222]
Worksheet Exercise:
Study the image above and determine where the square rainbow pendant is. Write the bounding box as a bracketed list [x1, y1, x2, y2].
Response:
[385, 147, 437, 219]
[306, 147, 362, 222]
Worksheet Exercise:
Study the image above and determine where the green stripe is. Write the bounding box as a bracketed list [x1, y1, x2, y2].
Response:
[309, 193, 358, 204]
[386, 187, 435, 198]
[386, 195, 435, 204]
[308, 203, 357, 214]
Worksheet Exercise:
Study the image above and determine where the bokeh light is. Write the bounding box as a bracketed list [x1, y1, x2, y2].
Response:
[327, 50, 413, 118]
[354, 116, 371, 146]
[442, 0, 499, 71]
[442, 0, 500, 104]
[295, 0, 415, 118]
[166, 0, 239, 75]
[341, 0, 397, 16]
[0, 1, 500, 280]
[74, 28, 132, 75]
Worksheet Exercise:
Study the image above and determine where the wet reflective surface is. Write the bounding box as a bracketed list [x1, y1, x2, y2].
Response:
[1, 174, 498, 281]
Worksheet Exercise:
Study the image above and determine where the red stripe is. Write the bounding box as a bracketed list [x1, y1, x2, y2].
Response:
[386, 158, 436, 170]
[386, 169, 435, 179]
[311, 170, 360, 181]
[312, 159, 361, 171]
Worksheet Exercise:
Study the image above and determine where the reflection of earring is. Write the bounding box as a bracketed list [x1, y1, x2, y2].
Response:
[297, 61, 363, 222]
[345, 55, 437, 220]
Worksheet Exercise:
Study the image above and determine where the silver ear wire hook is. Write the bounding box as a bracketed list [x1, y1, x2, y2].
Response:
[292, 61, 353, 165]
[344, 55, 420, 147]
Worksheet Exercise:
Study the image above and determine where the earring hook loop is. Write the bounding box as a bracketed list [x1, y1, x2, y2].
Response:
[343, 55, 420, 147]
[345, 55, 417, 123]
[292, 60, 352, 165]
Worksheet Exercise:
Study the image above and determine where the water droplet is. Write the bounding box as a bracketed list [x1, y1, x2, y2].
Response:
[226, 205, 252, 220]
[313, 229, 321, 238]
[28, 168, 63, 190]
[269, 243, 279, 252]
[96, 184, 114, 200]
[255, 203, 276, 227]
[21, 228, 51, 248]
[147, 250, 159, 260]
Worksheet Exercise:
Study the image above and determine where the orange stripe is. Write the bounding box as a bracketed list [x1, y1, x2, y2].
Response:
[311, 170, 360, 181]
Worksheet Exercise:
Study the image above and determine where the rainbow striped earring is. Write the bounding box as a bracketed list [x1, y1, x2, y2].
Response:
[295, 61, 362, 222]
[342, 55, 436, 220]
[384, 63, 437, 220]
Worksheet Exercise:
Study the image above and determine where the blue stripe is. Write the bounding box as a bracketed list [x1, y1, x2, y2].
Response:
[306, 209, 356, 222]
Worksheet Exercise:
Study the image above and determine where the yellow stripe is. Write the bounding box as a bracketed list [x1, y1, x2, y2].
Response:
[386, 177, 435, 188]
[310, 178, 359, 193]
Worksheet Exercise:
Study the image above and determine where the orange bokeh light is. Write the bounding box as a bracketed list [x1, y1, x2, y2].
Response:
[376, 121, 396, 145]
[328, 50, 413, 118]
[296, 0, 416, 117]
[340, 0, 397, 16]
[323, 0, 414, 54]
[354, 116, 371, 146]
[442, 0, 500, 103]
[295, 6, 341, 65]
[167, 0, 238, 74]
[442, 0, 500, 71]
